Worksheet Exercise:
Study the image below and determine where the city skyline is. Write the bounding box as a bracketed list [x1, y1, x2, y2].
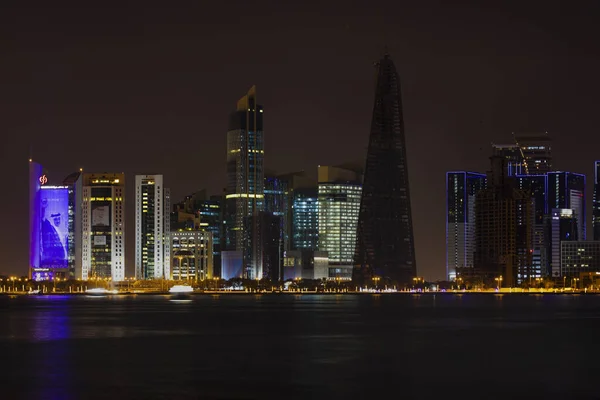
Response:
[3, 2, 600, 280]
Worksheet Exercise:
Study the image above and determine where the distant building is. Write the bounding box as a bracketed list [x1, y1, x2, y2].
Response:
[243, 211, 282, 282]
[474, 156, 534, 287]
[516, 174, 547, 279]
[29, 161, 82, 281]
[170, 230, 213, 281]
[135, 174, 169, 280]
[318, 165, 362, 280]
[224, 86, 265, 280]
[547, 171, 586, 241]
[446, 171, 486, 280]
[353, 52, 417, 286]
[560, 241, 600, 278]
[81, 173, 125, 281]
[292, 187, 319, 250]
[283, 250, 329, 280]
[514, 132, 552, 174]
[548, 209, 578, 278]
[594, 161, 600, 241]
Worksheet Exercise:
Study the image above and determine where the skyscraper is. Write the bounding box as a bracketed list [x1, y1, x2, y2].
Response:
[547, 171, 586, 241]
[594, 161, 600, 241]
[224, 86, 265, 279]
[514, 132, 552, 174]
[353, 52, 417, 285]
[135, 174, 168, 280]
[446, 171, 487, 281]
[292, 187, 319, 250]
[474, 156, 534, 287]
[81, 173, 125, 281]
[318, 165, 362, 280]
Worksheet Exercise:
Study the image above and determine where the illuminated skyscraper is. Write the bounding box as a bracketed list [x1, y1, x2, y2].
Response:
[515, 174, 547, 279]
[318, 165, 362, 280]
[446, 171, 486, 281]
[353, 52, 417, 285]
[292, 187, 319, 250]
[81, 173, 125, 281]
[594, 161, 600, 241]
[514, 132, 552, 174]
[135, 174, 169, 280]
[29, 161, 81, 281]
[224, 86, 264, 279]
[547, 171, 586, 241]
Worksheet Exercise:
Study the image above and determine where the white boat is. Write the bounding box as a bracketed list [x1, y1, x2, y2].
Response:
[85, 288, 118, 296]
[169, 285, 194, 299]
[27, 289, 40, 295]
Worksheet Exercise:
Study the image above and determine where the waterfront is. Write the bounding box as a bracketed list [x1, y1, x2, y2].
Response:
[1, 294, 599, 399]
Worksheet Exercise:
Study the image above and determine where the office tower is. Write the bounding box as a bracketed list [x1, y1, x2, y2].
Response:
[318, 165, 362, 280]
[224, 85, 264, 279]
[63, 170, 83, 279]
[135, 175, 168, 280]
[514, 132, 552, 174]
[547, 171, 586, 241]
[594, 161, 600, 241]
[516, 174, 547, 279]
[292, 187, 319, 250]
[491, 144, 526, 176]
[29, 161, 81, 281]
[244, 211, 282, 282]
[283, 250, 329, 280]
[354, 52, 417, 285]
[446, 171, 487, 281]
[81, 173, 125, 281]
[163, 188, 171, 280]
[197, 194, 223, 277]
[474, 156, 534, 287]
[170, 230, 213, 281]
[548, 209, 578, 277]
[560, 241, 600, 279]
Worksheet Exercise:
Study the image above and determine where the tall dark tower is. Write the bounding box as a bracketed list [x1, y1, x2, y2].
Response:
[353, 52, 417, 286]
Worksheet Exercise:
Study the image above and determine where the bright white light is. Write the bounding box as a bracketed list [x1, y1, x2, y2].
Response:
[169, 285, 194, 294]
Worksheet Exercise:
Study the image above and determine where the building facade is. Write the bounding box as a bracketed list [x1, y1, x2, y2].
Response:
[516, 174, 547, 279]
[224, 85, 265, 279]
[292, 187, 319, 250]
[135, 175, 168, 280]
[170, 230, 213, 281]
[446, 171, 487, 280]
[560, 241, 600, 278]
[474, 156, 534, 287]
[514, 132, 552, 174]
[318, 165, 362, 280]
[81, 173, 125, 281]
[547, 171, 586, 241]
[594, 161, 600, 241]
[353, 52, 417, 286]
[283, 250, 329, 280]
[548, 208, 579, 278]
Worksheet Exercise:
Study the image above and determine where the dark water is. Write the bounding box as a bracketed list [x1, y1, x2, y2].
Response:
[1, 293, 600, 399]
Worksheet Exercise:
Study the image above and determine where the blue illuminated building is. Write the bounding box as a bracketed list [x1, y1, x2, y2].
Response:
[29, 160, 82, 281]
[516, 174, 547, 279]
[292, 188, 319, 251]
[446, 171, 486, 281]
[594, 161, 600, 241]
[547, 172, 586, 241]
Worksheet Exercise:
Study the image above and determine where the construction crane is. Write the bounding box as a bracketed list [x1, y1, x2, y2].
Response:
[512, 132, 529, 175]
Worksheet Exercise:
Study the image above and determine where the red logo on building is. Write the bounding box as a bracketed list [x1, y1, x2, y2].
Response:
[39, 175, 48, 185]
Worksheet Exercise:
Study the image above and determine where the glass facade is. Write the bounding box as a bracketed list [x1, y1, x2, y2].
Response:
[318, 183, 361, 265]
[547, 172, 586, 241]
[446, 171, 486, 280]
[560, 241, 600, 278]
[292, 188, 319, 250]
[594, 161, 600, 241]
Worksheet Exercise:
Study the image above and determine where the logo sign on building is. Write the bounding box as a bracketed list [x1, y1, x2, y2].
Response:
[39, 175, 48, 185]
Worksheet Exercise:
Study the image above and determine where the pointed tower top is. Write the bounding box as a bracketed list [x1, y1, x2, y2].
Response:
[236, 85, 257, 111]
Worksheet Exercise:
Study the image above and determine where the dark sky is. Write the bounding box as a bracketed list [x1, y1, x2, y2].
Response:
[1, 1, 600, 280]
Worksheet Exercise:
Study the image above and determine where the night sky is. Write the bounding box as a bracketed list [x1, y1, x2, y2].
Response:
[2, 1, 599, 280]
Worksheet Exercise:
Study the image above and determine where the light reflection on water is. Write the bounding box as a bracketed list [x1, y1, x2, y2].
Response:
[1, 294, 599, 399]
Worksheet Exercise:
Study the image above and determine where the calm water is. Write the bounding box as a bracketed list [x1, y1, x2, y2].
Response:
[1, 293, 600, 399]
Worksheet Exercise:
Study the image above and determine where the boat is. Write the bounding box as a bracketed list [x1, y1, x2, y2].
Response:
[27, 289, 41, 295]
[85, 288, 115, 296]
[169, 285, 194, 299]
